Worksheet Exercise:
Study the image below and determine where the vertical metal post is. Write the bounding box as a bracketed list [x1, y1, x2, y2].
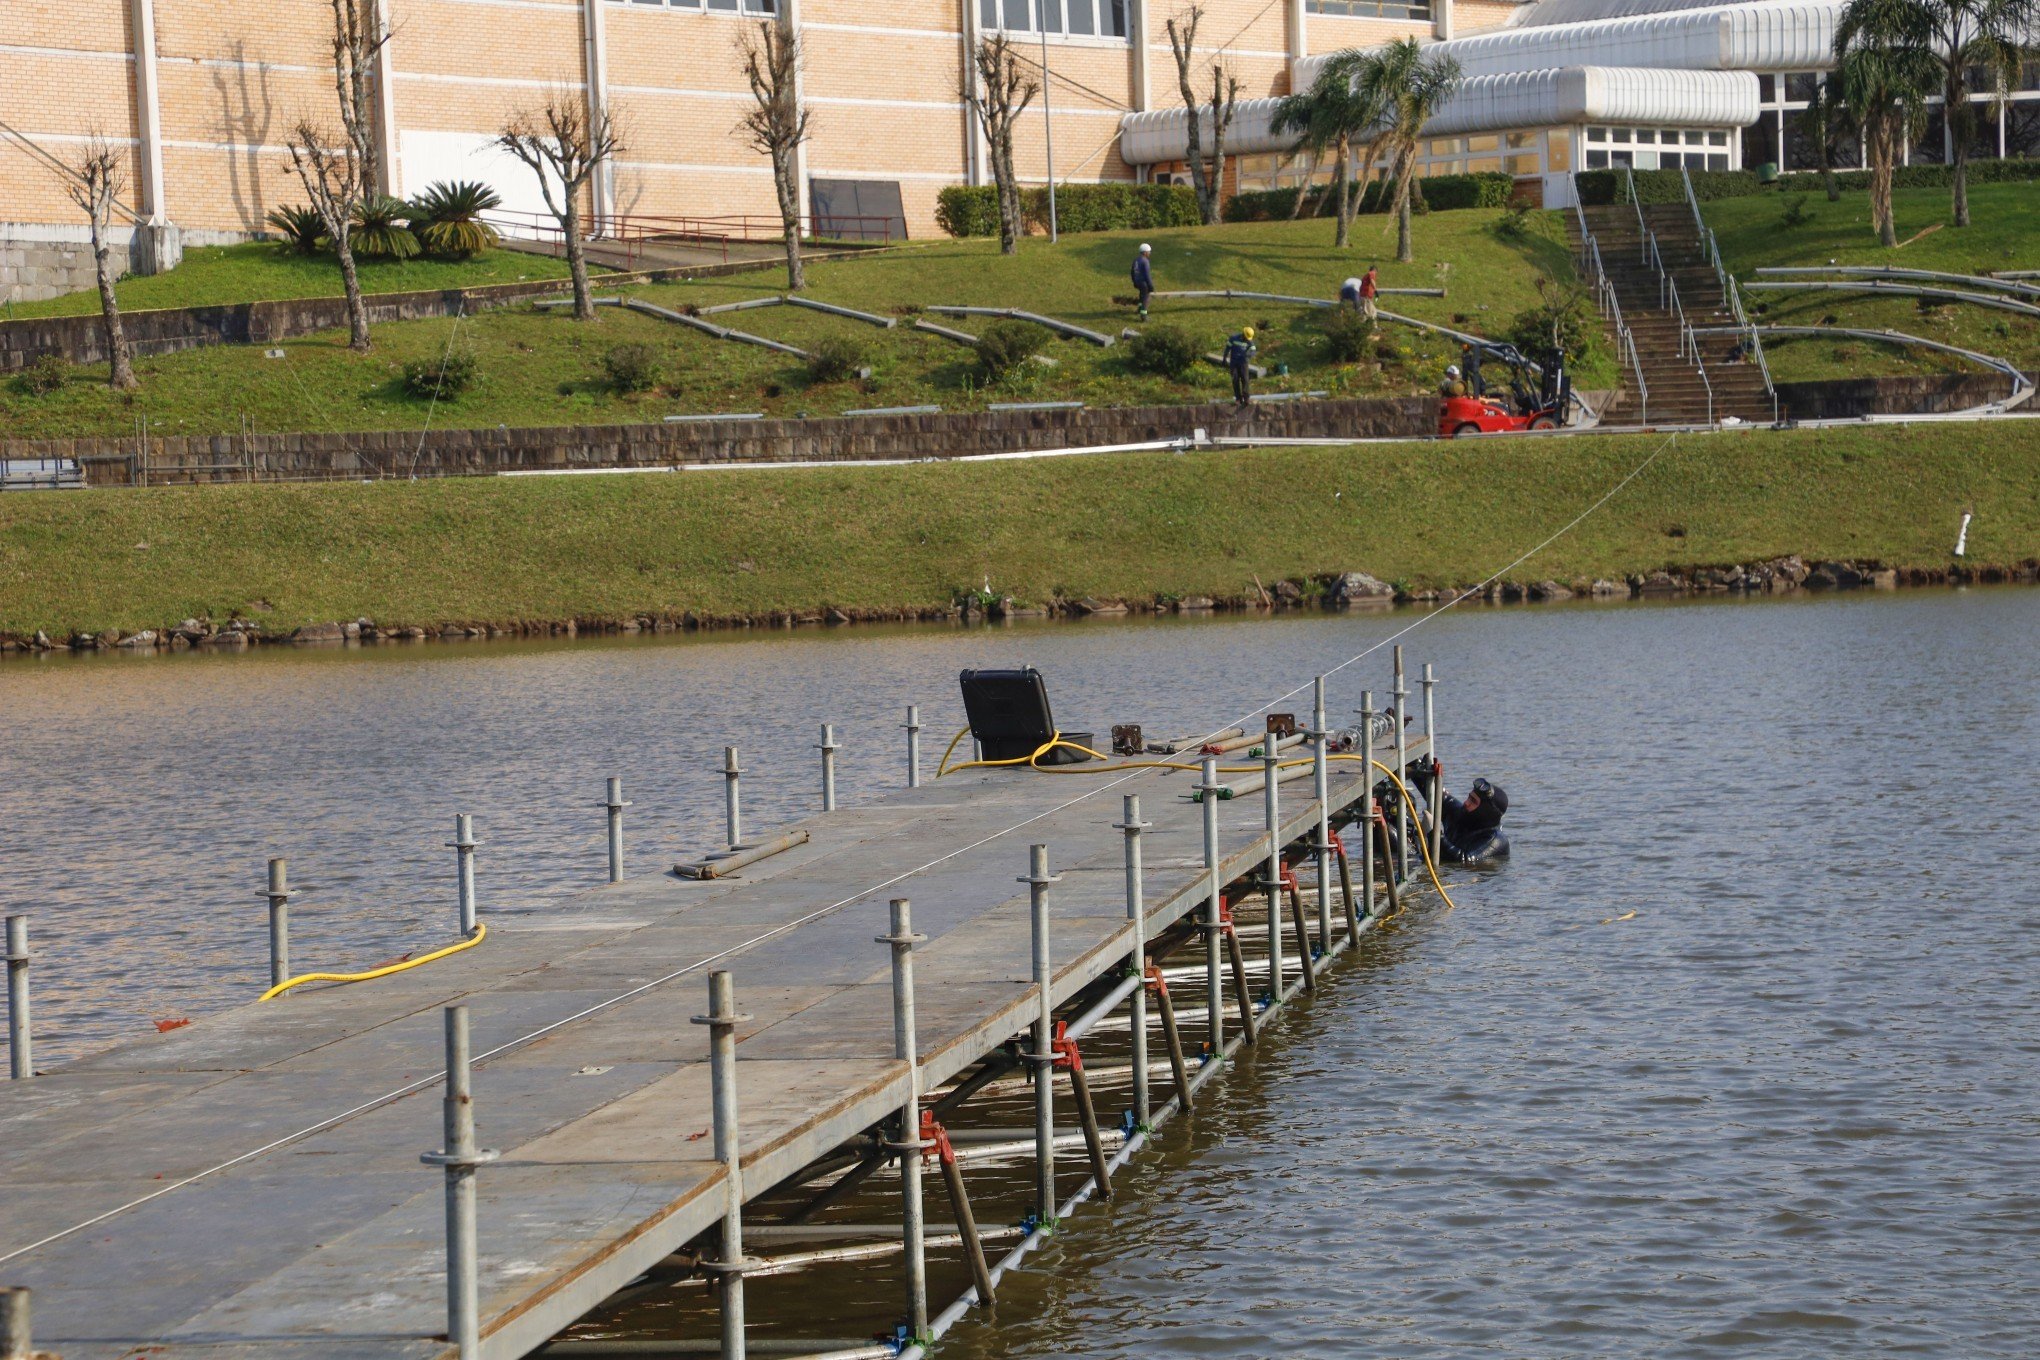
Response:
[450, 814, 479, 936]
[421, 1006, 498, 1360]
[603, 778, 631, 883]
[5, 917, 29, 1081]
[723, 746, 744, 850]
[818, 724, 839, 813]
[1198, 754, 1225, 1056]
[1311, 676, 1332, 954]
[878, 900, 928, 1341]
[1422, 664, 1442, 866]
[1263, 746, 1284, 1001]
[693, 971, 752, 1360]
[1020, 844, 1061, 1225]
[1360, 693, 1377, 920]
[904, 705, 923, 789]
[1116, 795, 1152, 1129]
[265, 858, 292, 992]
[1, 1288, 30, 1360]
[1393, 647, 1410, 883]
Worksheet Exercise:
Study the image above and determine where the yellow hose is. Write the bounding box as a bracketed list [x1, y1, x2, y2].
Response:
[258, 922, 488, 1002]
[935, 726, 974, 778]
[1367, 759, 1461, 913]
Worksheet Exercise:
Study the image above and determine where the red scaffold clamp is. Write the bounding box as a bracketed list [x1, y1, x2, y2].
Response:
[1279, 864, 1301, 895]
[1217, 895, 1237, 936]
[1142, 961, 1170, 998]
[918, 1109, 956, 1167]
[1050, 1019, 1082, 1074]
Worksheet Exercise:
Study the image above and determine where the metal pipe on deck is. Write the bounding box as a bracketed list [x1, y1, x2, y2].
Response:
[1360, 694, 1377, 920]
[420, 1006, 499, 1359]
[1116, 794, 1152, 1130]
[264, 859, 292, 992]
[1423, 664, 1443, 865]
[1, 1288, 31, 1360]
[1263, 747, 1284, 1000]
[1198, 755, 1225, 1056]
[818, 725, 839, 812]
[904, 706, 922, 788]
[6, 917, 29, 1080]
[1312, 677, 1333, 952]
[877, 898, 929, 1341]
[693, 971, 753, 1360]
[603, 778, 632, 883]
[1021, 844, 1061, 1225]
[723, 747, 744, 850]
[674, 830, 811, 881]
[450, 814, 479, 936]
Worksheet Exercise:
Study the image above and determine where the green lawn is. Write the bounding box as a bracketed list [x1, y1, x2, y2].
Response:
[0, 242, 577, 321]
[1704, 183, 2040, 382]
[1, 421, 2031, 638]
[1, 211, 1601, 441]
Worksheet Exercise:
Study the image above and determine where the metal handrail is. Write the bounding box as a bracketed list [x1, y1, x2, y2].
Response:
[1569, 176, 1648, 424]
[1681, 166, 1777, 423]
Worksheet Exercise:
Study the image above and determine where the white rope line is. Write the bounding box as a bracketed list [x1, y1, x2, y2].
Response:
[0, 432, 1678, 1266]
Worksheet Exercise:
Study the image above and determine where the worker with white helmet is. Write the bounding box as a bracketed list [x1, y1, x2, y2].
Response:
[1130, 242, 1154, 319]
[1440, 363, 1466, 398]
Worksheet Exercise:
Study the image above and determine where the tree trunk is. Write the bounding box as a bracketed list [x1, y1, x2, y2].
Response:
[91, 223, 136, 391]
[773, 148, 805, 291]
[1333, 137, 1351, 247]
[1870, 119, 1897, 247]
[1948, 72, 1970, 228]
[1951, 138, 1970, 228]
[1394, 154, 1414, 263]
[1286, 150, 1317, 221]
[565, 198, 594, 321]
[1204, 106, 1227, 225]
[335, 230, 372, 352]
[994, 130, 1020, 255]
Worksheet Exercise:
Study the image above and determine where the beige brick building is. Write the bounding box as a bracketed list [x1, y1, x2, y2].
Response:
[1, 0, 1451, 296]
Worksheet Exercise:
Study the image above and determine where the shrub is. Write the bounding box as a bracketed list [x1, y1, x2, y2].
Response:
[1124, 324, 1202, 379]
[934, 182, 1200, 237]
[1417, 172, 1513, 212]
[1776, 157, 2040, 194]
[265, 205, 327, 255]
[1224, 172, 1507, 222]
[410, 181, 502, 259]
[1779, 193, 1814, 228]
[1224, 186, 1326, 222]
[602, 343, 663, 393]
[1504, 274, 1601, 368]
[1575, 168, 1761, 205]
[350, 195, 422, 260]
[1321, 307, 1377, 362]
[402, 350, 478, 400]
[806, 335, 869, 384]
[16, 355, 69, 396]
[1495, 205, 1533, 239]
[973, 319, 1045, 379]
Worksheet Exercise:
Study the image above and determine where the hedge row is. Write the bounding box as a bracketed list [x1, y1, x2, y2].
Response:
[1223, 172, 1513, 222]
[1575, 158, 2040, 206]
[934, 183, 1201, 237]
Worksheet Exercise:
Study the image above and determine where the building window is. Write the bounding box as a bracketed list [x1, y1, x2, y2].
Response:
[1586, 148, 1609, 169]
[615, 0, 776, 12]
[1304, 0, 1431, 16]
[982, 0, 1127, 37]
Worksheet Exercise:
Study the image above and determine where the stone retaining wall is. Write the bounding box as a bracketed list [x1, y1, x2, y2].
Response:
[5, 397, 1433, 486]
[1777, 372, 2029, 421]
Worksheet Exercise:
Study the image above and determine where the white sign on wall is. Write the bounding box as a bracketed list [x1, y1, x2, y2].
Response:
[398, 130, 565, 238]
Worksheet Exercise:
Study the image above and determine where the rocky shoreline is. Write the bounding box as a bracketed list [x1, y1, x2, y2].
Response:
[3, 555, 2032, 656]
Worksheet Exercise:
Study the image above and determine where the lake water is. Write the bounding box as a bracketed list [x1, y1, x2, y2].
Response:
[4, 589, 2035, 1356]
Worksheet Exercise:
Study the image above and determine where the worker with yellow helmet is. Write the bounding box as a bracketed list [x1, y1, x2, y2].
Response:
[1224, 325, 1257, 407]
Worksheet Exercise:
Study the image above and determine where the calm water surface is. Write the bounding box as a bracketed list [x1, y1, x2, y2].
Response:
[3, 590, 2035, 1356]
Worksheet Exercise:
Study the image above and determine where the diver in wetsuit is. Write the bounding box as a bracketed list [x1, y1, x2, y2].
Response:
[1409, 760, 1511, 864]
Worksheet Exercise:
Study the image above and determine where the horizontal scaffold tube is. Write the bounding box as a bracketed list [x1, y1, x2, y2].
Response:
[925, 304, 1114, 346]
[672, 829, 811, 879]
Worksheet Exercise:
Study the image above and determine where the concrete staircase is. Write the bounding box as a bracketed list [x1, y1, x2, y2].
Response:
[1575, 202, 1776, 426]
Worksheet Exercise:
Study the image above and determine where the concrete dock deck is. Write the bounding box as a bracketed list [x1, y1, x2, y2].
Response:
[1, 737, 1424, 1359]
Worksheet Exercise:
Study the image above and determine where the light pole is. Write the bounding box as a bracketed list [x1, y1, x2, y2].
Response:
[1036, 0, 1058, 242]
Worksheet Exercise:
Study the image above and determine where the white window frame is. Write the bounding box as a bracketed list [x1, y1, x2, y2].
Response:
[613, 0, 776, 17]
[979, 0, 1129, 42]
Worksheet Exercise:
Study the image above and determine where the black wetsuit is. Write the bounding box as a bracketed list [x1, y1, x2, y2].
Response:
[1436, 786, 1509, 864]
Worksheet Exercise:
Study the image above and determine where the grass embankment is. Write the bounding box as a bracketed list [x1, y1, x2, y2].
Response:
[0, 212, 1592, 441]
[2, 422, 2033, 639]
[0, 242, 576, 321]
[1704, 183, 2040, 382]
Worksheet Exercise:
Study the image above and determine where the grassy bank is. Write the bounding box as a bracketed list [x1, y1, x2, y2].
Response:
[1704, 183, 2040, 382]
[1, 211, 1591, 440]
[2, 422, 2034, 639]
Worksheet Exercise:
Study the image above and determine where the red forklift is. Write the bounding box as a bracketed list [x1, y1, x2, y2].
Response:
[1438, 341, 1573, 438]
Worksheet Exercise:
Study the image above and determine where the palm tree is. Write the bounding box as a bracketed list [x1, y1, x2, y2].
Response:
[1834, 0, 1941, 245]
[1799, 80, 1848, 202]
[1836, 0, 2032, 227]
[1271, 52, 1384, 245]
[1351, 38, 1462, 263]
[1270, 85, 1333, 223]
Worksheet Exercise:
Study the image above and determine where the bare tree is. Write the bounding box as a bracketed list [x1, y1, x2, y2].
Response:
[738, 20, 811, 292]
[59, 139, 138, 390]
[1166, 7, 1237, 226]
[281, 0, 391, 352]
[498, 94, 624, 321]
[965, 36, 1039, 256]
